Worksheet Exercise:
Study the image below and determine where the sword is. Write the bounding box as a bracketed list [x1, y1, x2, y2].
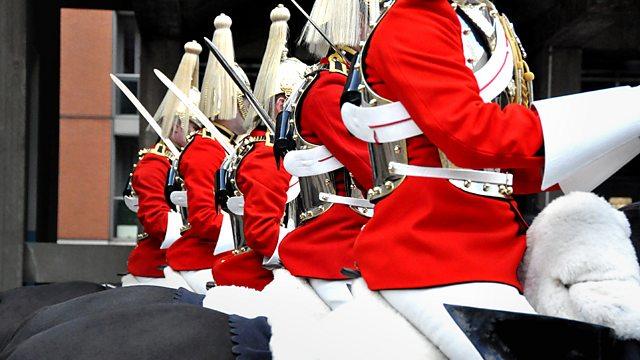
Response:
[202, 37, 276, 134]
[288, 0, 347, 62]
[153, 69, 235, 155]
[110, 74, 181, 158]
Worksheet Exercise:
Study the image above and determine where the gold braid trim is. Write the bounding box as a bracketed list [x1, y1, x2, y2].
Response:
[499, 14, 534, 108]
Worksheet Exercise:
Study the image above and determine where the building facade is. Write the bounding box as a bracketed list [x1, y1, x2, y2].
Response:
[57, 9, 140, 245]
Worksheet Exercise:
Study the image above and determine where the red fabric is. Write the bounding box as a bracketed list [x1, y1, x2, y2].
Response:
[354, 0, 545, 291]
[278, 70, 372, 279]
[212, 250, 274, 291]
[299, 71, 373, 191]
[166, 134, 227, 270]
[127, 152, 170, 278]
[236, 129, 291, 258]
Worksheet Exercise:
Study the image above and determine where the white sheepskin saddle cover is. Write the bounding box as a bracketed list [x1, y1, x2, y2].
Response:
[202, 270, 445, 359]
[304, 279, 446, 360]
[523, 191, 640, 339]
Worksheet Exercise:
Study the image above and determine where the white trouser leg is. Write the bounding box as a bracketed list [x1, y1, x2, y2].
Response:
[381, 282, 535, 360]
[121, 274, 178, 289]
[179, 269, 214, 295]
[308, 278, 354, 311]
[177, 269, 213, 295]
[163, 266, 194, 291]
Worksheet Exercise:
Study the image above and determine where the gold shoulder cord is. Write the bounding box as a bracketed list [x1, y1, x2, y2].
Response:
[498, 14, 535, 108]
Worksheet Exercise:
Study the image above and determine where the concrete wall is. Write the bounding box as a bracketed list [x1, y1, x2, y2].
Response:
[0, 0, 28, 289]
[57, 9, 113, 240]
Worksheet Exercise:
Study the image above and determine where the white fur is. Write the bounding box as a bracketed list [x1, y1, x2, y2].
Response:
[201, 270, 444, 359]
[523, 191, 640, 339]
[310, 279, 446, 360]
[263, 270, 331, 360]
[203, 285, 265, 319]
[200, 269, 331, 360]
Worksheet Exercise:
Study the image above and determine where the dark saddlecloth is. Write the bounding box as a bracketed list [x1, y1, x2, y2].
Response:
[2, 303, 235, 360]
[0, 282, 106, 351]
[2, 285, 181, 355]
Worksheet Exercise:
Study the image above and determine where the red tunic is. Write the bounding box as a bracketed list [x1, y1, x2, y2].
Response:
[126, 149, 170, 278]
[237, 129, 292, 258]
[211, 129, 289, 290]
[166, 131, 227, 270]
[279, 67, 373, 280]
[354, 0, 545, 291]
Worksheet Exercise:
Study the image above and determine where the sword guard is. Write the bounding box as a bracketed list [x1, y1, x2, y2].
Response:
[340, 267, 362, 279]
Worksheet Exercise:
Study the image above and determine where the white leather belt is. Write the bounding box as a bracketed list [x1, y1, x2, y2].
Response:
[225, 177, 300, 217]
[319, 192, 375, 210]
[284, 145, 344, 177]
[470, 15, 514, 103]
[388, 162, 512, 186]
[286, 177, 300, 203]
[341, 17, 513, 145]
[341, 101, 422, 144]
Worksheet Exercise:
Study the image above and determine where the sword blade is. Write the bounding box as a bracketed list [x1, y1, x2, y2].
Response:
[202, 37, 276, 134]
[110, 73, 181, 158]
[153, 69, 235, 154]
[288, 0, 345, 60]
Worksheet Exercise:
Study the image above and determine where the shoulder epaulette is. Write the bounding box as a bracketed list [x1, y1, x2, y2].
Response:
[137, 142, 172, 160]
[187, 126, 238, 145]
[327, 52, 348, 76]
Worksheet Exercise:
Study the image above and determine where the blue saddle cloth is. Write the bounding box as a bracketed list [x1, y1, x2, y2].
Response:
[173, 287, 205, 306]
[173, 288, 272, 359]
[229, 315, 272, 360]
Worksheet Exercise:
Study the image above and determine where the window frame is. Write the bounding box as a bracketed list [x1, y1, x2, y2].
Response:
[110, 10, 141, 244]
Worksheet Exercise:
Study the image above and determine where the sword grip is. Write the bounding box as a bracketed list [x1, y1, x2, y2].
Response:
[274, 110, 296, 165]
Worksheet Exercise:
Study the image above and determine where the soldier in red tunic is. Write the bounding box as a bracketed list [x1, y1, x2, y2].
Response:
[121, 142, 177, 288]
[341, 0, 640, 357]
[165, 15, 250, 294]
[274, 0, 375, 310]
[211, 4, 307, 291]
[120, 42, 201, 289]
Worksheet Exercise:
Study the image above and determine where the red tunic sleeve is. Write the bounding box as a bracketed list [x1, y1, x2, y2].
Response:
[180, 135, 226, 242]
[236, 142, 291, 258]
[367, 0, 544, 170]
[301, 71, 373, 191]
[132, 153, 171, 239]
[167, 133, 229, 271]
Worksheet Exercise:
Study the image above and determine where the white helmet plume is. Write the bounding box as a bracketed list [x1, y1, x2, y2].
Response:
[154, 40, 201, 140]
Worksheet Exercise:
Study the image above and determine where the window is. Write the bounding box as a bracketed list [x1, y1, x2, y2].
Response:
[113, 136, 140, 242]
[113, 11, 140, 120]
[111, 11, 141, 243]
